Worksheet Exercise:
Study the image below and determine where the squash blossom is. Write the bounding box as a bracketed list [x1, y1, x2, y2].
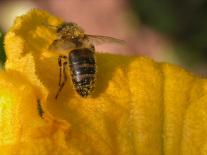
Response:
[0, 9, 207, 155]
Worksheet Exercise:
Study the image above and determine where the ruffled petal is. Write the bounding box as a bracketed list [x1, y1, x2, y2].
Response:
[3, 9, 207, 155]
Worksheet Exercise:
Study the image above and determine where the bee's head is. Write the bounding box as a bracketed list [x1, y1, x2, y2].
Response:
[57, 22, 84, 39]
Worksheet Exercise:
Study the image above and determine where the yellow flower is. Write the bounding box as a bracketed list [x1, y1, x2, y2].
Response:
[1, 9, 207, 154]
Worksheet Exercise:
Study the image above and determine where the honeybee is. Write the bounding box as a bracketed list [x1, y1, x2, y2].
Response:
[48, 22, 124, 99]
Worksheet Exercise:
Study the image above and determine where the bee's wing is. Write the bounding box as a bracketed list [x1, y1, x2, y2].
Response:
[86, 34, 125, 45]
[49, 39, 76, 51]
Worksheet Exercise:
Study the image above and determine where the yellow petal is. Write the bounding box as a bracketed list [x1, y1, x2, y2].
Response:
[3, 9, 207, 155]
[0, 70, 72, 154]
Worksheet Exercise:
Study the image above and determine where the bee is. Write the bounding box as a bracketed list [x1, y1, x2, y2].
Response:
[47, 22, 124, 99]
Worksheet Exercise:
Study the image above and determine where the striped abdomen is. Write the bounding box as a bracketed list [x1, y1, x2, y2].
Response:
[69, 48, 96, 97]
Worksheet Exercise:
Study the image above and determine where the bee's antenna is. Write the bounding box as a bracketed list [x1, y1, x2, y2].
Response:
[42, 22, 57, 29]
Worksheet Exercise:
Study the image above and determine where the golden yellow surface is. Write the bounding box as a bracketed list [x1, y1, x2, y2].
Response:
[1, 9, 207, 154]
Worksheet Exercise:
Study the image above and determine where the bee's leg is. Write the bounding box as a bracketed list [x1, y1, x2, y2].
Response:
[55, 56, 68, 99]
[58, 56, 63, 86]
[58, 55, 67, 86]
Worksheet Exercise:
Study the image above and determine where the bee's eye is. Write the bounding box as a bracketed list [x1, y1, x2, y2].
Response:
[57, 23, 68, 33]
[67, 22, 76, 27]
[57, 27, 63, 33]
